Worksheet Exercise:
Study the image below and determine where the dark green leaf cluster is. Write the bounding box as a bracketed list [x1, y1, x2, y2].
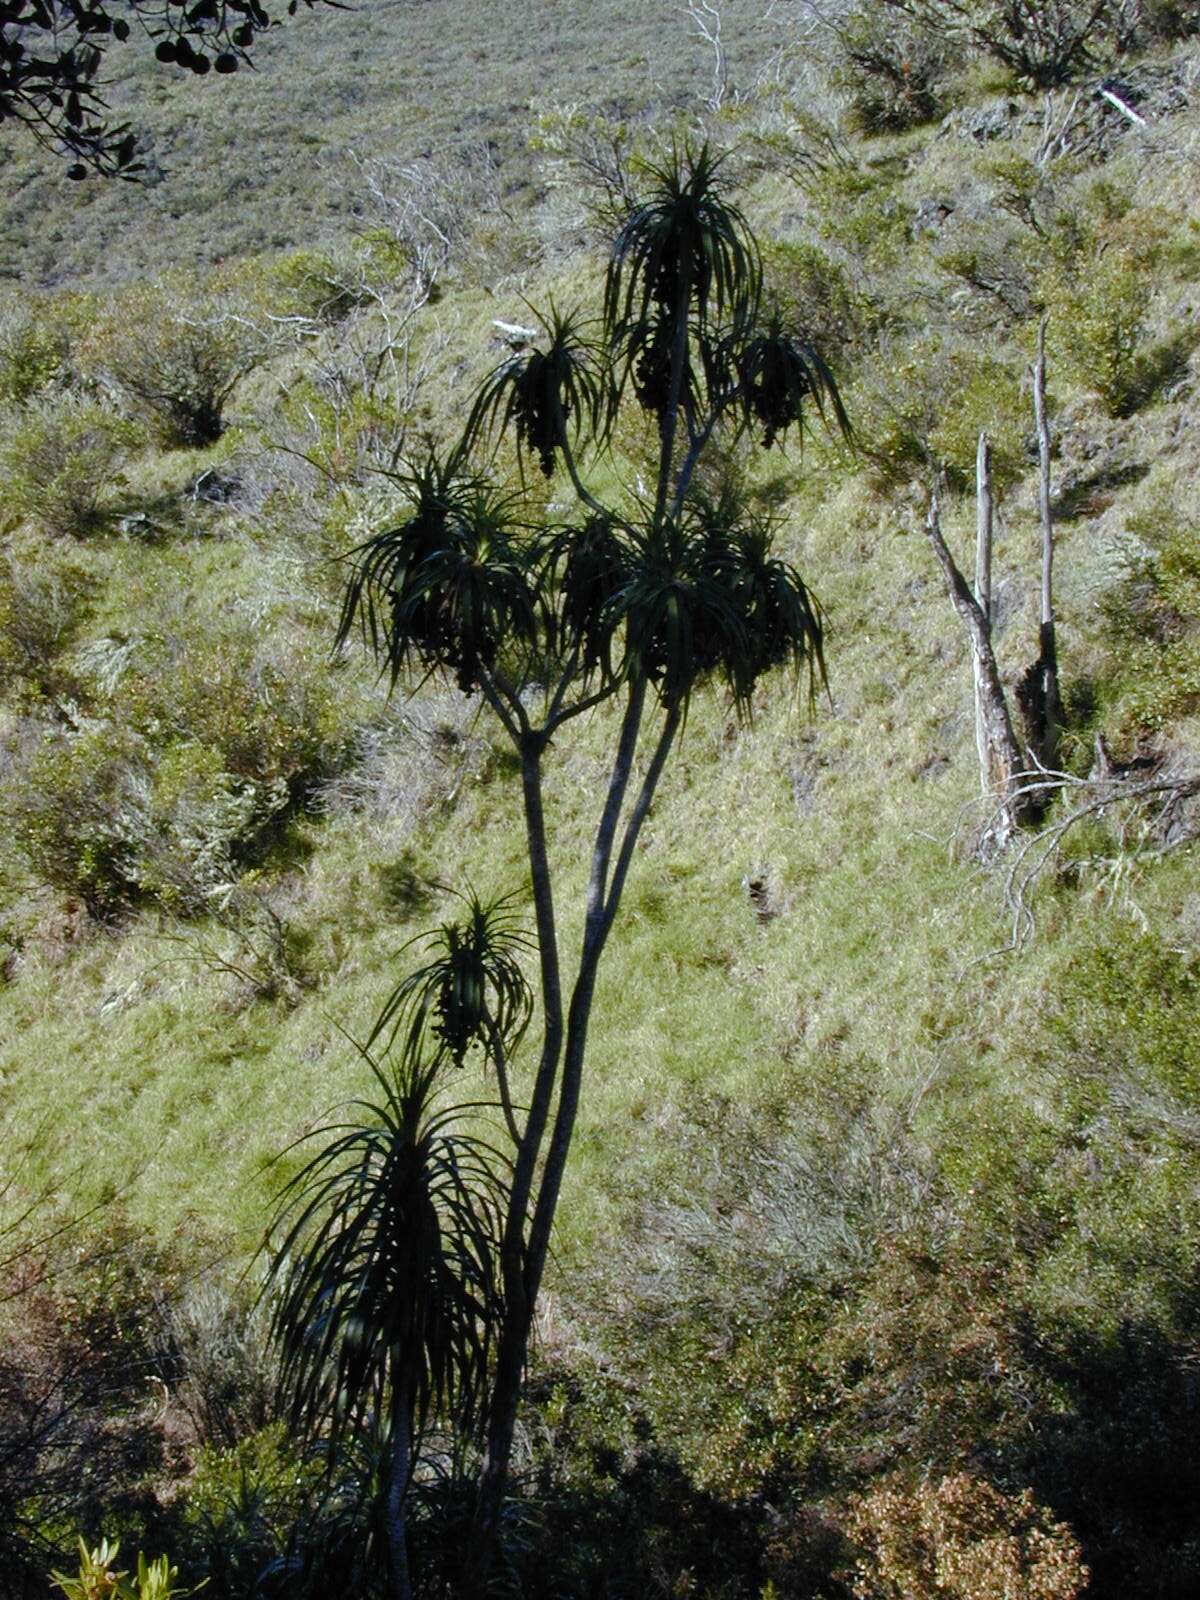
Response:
[605, 143, 760, 344]
[367, 890, 535, 1073]
[267, 1054, 508, 1462]
[608, 496, 826, 718]
[336, 455, 539, 696]
[737, 316, 849, 449]
[0, 0, 333, 176]
[464, 306, 612, 480]
[340, 464, 826, 718]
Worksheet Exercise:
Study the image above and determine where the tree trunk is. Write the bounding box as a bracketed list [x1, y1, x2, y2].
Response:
[972, 432, 997, 795]
[465, 689, 675, 1599]
[926, 486, 1028, 851]
[387, 1410, 413, 1600]
[466, 737, 564, 1593]
[1019, 316, 1064, 774]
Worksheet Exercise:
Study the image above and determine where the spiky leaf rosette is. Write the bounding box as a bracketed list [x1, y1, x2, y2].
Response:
[736, 314, 850, 448]
[463, 306, 613, 478]
[367, 889, 534, 1072]
[605, 142, 761, 334]
[266, 1055, 508, 1463]
[337, 452, 540, 694]
[543, 512, 633, 686]
[605, 142, 762, 422]
[605, 493, 824, 718]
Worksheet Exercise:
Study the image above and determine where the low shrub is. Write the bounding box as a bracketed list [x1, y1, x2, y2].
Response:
[85, 279, 275, 449]
[847, 334, 1027, 493]
[4, 721, 306, 918]
[884, 1, 1126, 90]
[762, 241, 872, 359]
[0, 1214, 188, 1585]
[0, 549, 93, 712]
[847, 1473, 1088, 1600]
[167, 1425, 318, 1597]
[0, 396, 139, 538]
[121, 627, 350, 802]
[1042, 202, 1170, 417]
[5, 723, 148, 915]
[832, 3, 955, 134]
[160, 1281, 279, 1454]
[1099, 502, 1200, 731]
[0, 295, 69, 408]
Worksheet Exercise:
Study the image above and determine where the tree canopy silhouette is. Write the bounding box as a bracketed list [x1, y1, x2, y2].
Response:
[0, 0, 334, 177]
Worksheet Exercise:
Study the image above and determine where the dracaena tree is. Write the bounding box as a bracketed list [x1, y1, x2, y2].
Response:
[334, 142, 849, 1589]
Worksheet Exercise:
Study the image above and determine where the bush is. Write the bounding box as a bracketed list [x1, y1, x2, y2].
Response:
[5, 723, 148, 915]
[847, 1474, 1088, 1600]
[0, 396, 138, 538]
[888, 1, 1125, 89]
[763, 241, 872, 358]
[0, 1215, 187, 1584]
[160, 1281, 279, 1453]
[119, 624, 350, 801]
[1099, 502, 1200, 731]
[832, 4, 955, 134]
[86, 279, 274, 449]
[0, 548, 93, 711]
[1046, 243, 1148, 416]
[1050, 920, 1200, 1113]
[5, 723, 297, 918]
[4, 600, 354, 915]
[169, 1426, 317, 1599]
[0, 295, 69, 408]
[1120, 0, 1200, 43]
[963, 0, 1120, 88]
[847, 334, 1027, 493]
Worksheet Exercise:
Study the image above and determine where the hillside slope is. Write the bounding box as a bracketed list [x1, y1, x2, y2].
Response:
[0, 0, 776, 287]
[2, 6, 1200, 1597]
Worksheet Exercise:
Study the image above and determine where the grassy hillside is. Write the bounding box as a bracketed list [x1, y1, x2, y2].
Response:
[2, 4, 1200, 1597]
[0, 0, 778, 287]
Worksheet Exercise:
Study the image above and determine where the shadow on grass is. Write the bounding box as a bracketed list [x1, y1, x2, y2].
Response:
[1011, 1313, 1200, 1600]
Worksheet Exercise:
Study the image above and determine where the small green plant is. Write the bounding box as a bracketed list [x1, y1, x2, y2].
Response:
[0, 395, 138, 538]
[116, 619, 352, 800]
[52, 1537, 201, 1600]
[847, 336, 1025, 492]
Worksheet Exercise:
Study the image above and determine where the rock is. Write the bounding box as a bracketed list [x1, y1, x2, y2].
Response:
[940, 102, 1019, 144]
[912, 196, 956, 237]
[492, 319, 539, 349]
[190, 467, 239, 503]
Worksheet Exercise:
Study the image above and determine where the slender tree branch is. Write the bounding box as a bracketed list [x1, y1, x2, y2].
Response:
[475, 664, 526, 745]
[545, 681, 620, 737]
[602, 702, 682, 932]
[584, 679, 648, 929]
